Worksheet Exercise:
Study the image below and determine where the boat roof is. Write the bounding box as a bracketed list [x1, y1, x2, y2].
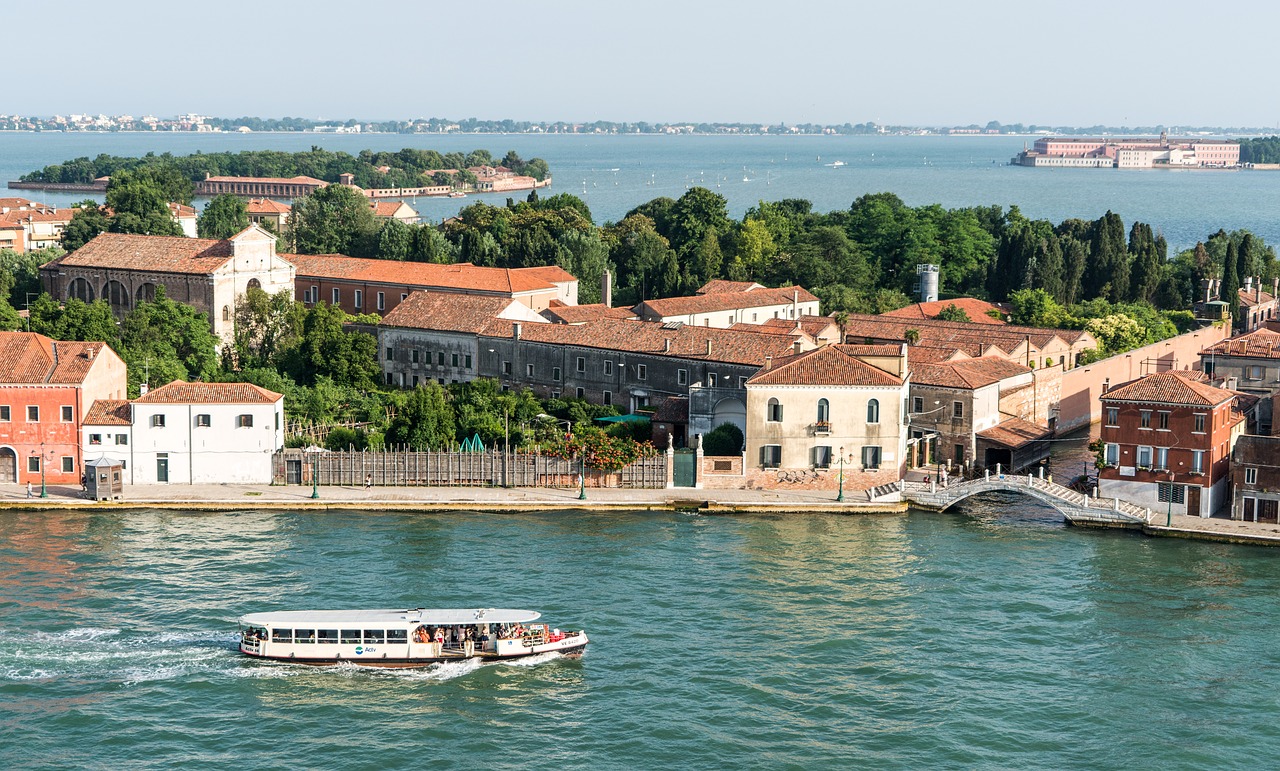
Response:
[237, 608, 541, 626]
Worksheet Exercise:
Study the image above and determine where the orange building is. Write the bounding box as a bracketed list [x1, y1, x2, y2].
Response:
[0, 332, 128, 486]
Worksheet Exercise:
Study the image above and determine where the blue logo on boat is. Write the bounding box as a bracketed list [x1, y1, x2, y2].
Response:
[355, 646, 364, 654]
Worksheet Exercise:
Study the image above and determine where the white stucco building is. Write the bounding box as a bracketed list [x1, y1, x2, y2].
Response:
[82, 380, 284, 484]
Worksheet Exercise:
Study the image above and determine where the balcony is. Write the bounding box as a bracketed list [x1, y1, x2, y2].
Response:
[811, 420, 832, 436]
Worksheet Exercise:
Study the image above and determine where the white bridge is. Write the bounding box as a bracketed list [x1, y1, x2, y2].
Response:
[893, 471, 1151, 528]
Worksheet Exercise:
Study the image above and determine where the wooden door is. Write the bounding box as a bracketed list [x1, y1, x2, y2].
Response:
[1186, 485, 1201, 517]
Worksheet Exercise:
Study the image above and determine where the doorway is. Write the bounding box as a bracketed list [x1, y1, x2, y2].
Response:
[156, 456, 169, 484]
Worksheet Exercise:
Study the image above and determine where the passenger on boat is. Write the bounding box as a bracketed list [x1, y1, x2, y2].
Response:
[434, 628, 445, 644]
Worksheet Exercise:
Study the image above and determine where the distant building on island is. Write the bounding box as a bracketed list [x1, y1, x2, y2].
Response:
[1013, 133, 1240, 169]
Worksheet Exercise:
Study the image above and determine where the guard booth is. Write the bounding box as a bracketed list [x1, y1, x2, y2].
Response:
[85, 457, 124, 501]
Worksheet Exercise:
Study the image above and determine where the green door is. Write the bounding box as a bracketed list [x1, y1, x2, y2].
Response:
[673, 449, 696, 488]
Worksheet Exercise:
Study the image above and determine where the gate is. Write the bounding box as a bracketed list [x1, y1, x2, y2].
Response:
[673, 449, 697, 488]
[285, 460, 302, 485]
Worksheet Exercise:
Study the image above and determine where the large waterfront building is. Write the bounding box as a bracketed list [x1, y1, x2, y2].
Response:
[1013, 135, 1241, 168]
[197, 175, 327, 198]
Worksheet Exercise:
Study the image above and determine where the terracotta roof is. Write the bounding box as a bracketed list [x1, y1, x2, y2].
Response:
[370, 200, 417, 218]
[205, 175, 326, 185]
[977, 417, 1053, 449]
[1101, 371, 1237, 407]
[0, 333, 112, 384]
[542, 303, 635, 324]
[747, 344, 904, 387]
[246, 198, 292, 214]
[636, 286, 819, 318]
[516, 265, 578, 284]
[53, 232, 234, 274]
[911, 358, 1031, 389]
[1200, 328, 1280, 359]
[134, 380, 282, 404]
[381, 291, 529, 334]
[652, 395, 689, 424]
[1239, 288, 1277, 308]
[0, 197, 42, 210]
[881, 298, 1008, 325]
[84, 400, 132, 425]
[0, 207, 73, 227]
[482, 317, 803, 366]
[697, 279, 764, 294]
[167, 202, 197, 219]
[840, 313, 1090, 356]
[288, 254, 560, 295]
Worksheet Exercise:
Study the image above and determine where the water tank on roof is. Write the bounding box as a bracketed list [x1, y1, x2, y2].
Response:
[917, 264, 939, 303]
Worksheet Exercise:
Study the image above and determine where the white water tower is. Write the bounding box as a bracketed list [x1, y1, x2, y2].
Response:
[917, 264, 939, 303]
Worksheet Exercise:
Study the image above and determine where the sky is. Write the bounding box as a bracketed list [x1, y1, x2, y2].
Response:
[9, 0, 1279, 127]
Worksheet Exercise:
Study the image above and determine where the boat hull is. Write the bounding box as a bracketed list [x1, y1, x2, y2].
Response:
[239, 642, 587, 668]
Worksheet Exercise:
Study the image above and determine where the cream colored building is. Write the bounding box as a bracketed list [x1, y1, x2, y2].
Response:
[745, 343, 909, 474]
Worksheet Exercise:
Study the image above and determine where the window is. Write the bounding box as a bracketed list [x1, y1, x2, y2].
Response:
[195, 414, 211, 428]
[1247, 365, 1264, 380]
[1137, 445, 1153, 468]
[812, 445, 832, 468]
[1158, 411, 1170, 430]
[678, 369, 688, 386]
[551, 390, 560, 400]
[866, 399, 880, 424]
[912, 396, 924, 413]
[1191, 450, 1205, 473]
[309, 286, 318, 303]
[553, 367, 561, 381]
[1155, 447, 1168, 469]
[767, 398, 783, 422]
[739, 376, 748, 389]
[151, 414, 166, 428]
[354, 290, 363, 309]
[61, 457, 74, 473]
[437, 351, 445, 366]
[331, 287, 340, 304]
[411, 349, 420, 364]
[761, 445, 782, 468]
[1105, 407, 1119, 426]
[465, 355, 472, 369]
[385, 347, 394, 362]
[89, 433, 102, 445]
[1105, 443, 1119, 465]
[576, 356, 586, 373]
[401, 293, 408, 302]
[861, 446, 882, 470]
[1140, 410, 1152, 428]
[451, 353, 459, 367]
[61, 405, 73, 422]
[1157, 482, 1186, 505]
[377, 292, 385, 311]
[412, 375, 419, 387]
[637, 364, 647, 380]
[603, 390, 612, 406]
[116, 434, 128, 446]
[576, 387, 584, 398]
[817, 398, 830, 423]
[526, 363, 535, 377]
[502, 361, 512, 375]
[1194, 414, 1206, 433]
[0, 405, 8, 421]
[386, 372, 394, 386]
[954, 444, 965, 465]
[604, 361, 613, 376]
[237, 414, 254, 428]
[27, 405, 38, 422]
[28, 456, 40, 473]
[952, 401, 964, 420]
[1246, 467, 1258, 485]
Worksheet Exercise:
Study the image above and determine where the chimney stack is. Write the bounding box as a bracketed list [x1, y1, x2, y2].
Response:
[663, 338, 671, 353]
[793, 340, 802, 354]
[706, 339, 712, 356]
[764, 355, 773, 370]
[1245, 275, 1253, 293]
[512, 322, 522, 340]
[140, 383, 149, 395]
[602, 269, 612, 308]
[1257, 276, 1263, 303]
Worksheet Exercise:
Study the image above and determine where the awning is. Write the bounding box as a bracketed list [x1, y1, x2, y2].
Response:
[594, 414, 650, 424]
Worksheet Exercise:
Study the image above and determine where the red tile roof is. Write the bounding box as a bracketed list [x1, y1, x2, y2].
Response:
[881, 298, 1008, 325]
[370, 200, 418, 218]
[697, 279, 764, 294]
[977, 417, 1052, 449]
[381, 291, 528, 333]
[167, 202, 198, 219]
[288, 254, 561, 295]
[84, 400, 132, 426]
[747, 344, 904, 387]
[134, 380, 282, 404]
[0, 332, 113, 384]
[53, 232, 234, 274]
[205, 175, 326, 185]
[652, 395, 689, 423]
[542, 303, 635, 324]
[1239, 287, 1277, 309]
[1101, 371, 1237, 407]
[516, 264, 578, 284]
[911, 358, 1032, 389]
[246, 198, 292, 214]
[1200, 328, 1280, 359]
[636, 286, 819, 318]
[840, 313, 1090, 357]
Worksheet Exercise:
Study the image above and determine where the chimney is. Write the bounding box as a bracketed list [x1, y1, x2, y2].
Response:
[793, 340, 802, 354]
[512, 322, 522, 340]
[602, 269, 612, 308]
[1245, 275, 1253, 293]
[140, 383, 149, 395]
[663, 338, 671, 353]
[706, 339, 712, 356]
[1257, 276, 1263, 303]
[764, 355, 773, 370]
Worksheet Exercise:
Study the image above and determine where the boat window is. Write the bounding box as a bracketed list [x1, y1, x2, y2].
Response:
[363, 630, 385, 644]
[272, 628, 292, 643]
[295, 629, 316, 643]
[317, 629, 338, 644]
[386, 629, 408, 643]
[341, 629, 361, 644]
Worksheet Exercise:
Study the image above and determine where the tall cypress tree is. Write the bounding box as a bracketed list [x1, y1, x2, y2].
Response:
[1128, 222, 1161, 304]
[1222, 240, 1241, 327]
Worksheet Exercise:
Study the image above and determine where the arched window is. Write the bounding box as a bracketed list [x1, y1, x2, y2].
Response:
[816, 398, 829, 424]
[103, 280, 129, 311]
[67, 277, 94, 302]
[866, 399, 880, 424]
[222, 305, 231, 321]
[136, 283, 157, 304]
[246, 278, 262, 291]
[767, 398, 783, 422]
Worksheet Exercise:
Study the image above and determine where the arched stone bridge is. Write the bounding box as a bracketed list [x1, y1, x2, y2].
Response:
[894, 473, 1150, 528]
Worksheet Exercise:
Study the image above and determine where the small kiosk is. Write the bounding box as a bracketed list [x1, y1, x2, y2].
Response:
[85, 457, 124, 501]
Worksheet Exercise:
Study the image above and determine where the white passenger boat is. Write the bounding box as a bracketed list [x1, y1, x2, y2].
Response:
[237, 607, 587, 667]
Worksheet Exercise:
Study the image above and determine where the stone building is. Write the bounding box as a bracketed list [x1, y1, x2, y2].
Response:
[1230, 434, 1280, 522]
[1200, 327, 1280, 434]
[245, 198, 291, 232]
[40, 225, 295, 342]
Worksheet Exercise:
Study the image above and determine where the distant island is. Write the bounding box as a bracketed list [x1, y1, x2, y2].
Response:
[1010, 135, 1280, 169]
[14, 147, 552, 197]
[2, 112, 1279, 138]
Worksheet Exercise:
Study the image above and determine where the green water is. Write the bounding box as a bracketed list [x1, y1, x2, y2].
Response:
[2, 499, 1278, 769]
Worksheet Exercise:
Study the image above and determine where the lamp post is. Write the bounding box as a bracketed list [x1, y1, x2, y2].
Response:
[579, 452, 587, 500]
[310, 453, 320, 499]
[1166, 470, 1174, 527]
[836, 445, 846, 502]
[39, 443, 47, 499]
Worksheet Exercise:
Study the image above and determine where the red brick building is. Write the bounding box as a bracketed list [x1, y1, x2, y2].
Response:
[0, 332, 128, 486]
[1098, 371, 1246, 517]
[1230, 435, 1280, 522]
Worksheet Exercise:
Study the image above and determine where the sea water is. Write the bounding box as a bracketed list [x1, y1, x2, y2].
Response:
[3, 501, 1280, 768]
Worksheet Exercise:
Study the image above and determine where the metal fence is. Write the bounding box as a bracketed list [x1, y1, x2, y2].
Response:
[273, 448, 667, 489]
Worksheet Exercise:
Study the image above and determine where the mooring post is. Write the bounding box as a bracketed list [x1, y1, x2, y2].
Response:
[985, 469, 990, 481]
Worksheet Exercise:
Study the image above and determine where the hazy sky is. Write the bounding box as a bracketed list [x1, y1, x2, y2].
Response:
[10, 0, 1278, 127]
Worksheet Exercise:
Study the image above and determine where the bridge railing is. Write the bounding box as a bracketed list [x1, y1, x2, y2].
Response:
[902, 471, 1147, 522]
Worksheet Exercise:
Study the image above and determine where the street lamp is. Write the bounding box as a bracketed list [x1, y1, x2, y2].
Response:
[311, 453, 320, 499]
[1166, 469, 1174, 527]
[537, 414, 584, 500]
[836, 445, 846, 502]
[37, 443, 48, 499]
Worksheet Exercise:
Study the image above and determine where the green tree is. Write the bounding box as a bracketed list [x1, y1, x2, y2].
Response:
[120, 286, 220, 394]
[376, 218, 414, 261]
[0, 296, 21, 331]
[60, 201, 111, 251]
[197, 194, 250, 239]
[285, 302, 379, 389]
[386, 383, 456, 450]
[105, 170, 184, 237]
[934, 303, 972, 322]
[0, 247, 61, 309]
[703, 423, 744, 456]
[556, 230, 611, 305]
[1222, 240, 1241, 325]
[289, 183, 379, 257]
[1084, 313, 1146, 355]
[232, 287, 303, 369]
[28, 295, 121, 345]
[1007, 288, 1066, 328]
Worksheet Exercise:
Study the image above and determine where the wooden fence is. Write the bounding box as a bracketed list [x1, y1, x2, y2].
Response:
[273, 448, 667, 489]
